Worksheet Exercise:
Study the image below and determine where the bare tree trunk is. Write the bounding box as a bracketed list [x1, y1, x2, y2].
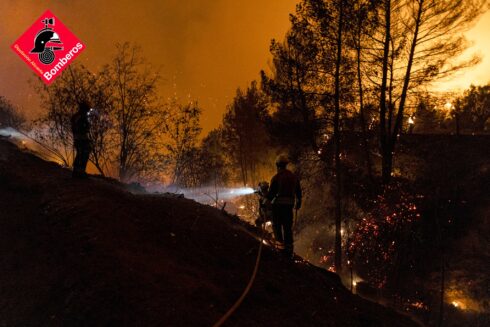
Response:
[388, 0, 424, 179]
[293, 63, 319, 154]
[379, 0, 391, 184]
[355, 13, 373, 182]
[333, 0, 344, 272]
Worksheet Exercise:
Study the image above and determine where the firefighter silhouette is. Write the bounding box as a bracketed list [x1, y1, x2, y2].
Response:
[30, 17, 63, 65]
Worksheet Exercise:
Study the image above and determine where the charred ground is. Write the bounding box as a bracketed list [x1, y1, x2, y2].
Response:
[0, 139, 418, 327]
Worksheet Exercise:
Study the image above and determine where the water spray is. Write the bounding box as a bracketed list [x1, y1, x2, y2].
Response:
[0, 127, 66, 164]
[0, 127, 27, 140]
[150, 185, 255, 203]
[218, 187, 255, 198]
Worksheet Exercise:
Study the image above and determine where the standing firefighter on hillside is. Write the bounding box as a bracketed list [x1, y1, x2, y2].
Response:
[267, 154, 302, 258]
[71, 101, 91, 178]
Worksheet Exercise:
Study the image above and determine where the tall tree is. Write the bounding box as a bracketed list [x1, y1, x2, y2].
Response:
[35, 43, 164, 180]
[199, 129, 231, 199]
[455, 84, 490, 132]
[160, 100, 202, 186]
[108, 43, 162, 181]
[261, 2, 327, 156]
[222, 81, 272, 186]
[263, 0, 357, 271]
[350, 0, 380, 180]
[34, 64, 112, 170]
[333, 0, 345, 272]
[369, 0, 484, 183]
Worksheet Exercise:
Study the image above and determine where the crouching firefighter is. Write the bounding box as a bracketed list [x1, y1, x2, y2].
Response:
[267, 154, 302, 258]
[71, 101, 92, 178]
[254, 181, 273, 228]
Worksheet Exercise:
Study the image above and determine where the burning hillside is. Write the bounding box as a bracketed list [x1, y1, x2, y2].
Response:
[0, 139, 418, 326]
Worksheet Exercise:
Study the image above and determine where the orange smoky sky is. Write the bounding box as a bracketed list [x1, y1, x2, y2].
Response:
[0, 0, 297, 133]
[1, 1, 489, 133]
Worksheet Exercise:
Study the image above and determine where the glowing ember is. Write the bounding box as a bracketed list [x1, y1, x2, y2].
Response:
[347, 185, 421, 287]
[410, 301, 428, 310]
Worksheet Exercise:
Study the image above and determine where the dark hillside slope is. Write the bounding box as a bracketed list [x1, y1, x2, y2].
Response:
[0, 139, 417, 327]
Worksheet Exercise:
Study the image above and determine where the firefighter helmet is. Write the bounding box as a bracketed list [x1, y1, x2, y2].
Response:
[275, 154, 289, 166]
[78, 101, 91, 113]
[258, 181, 269, 193]
[30, 29, 62, 53]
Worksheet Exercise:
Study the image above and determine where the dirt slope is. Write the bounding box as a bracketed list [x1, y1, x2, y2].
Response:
[0, 139, 417, 327]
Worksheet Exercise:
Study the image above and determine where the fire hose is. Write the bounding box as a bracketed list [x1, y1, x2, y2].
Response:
[211, 216, 267, 327]
[212, 205, 299, 326]
[5, 128, 68, 163]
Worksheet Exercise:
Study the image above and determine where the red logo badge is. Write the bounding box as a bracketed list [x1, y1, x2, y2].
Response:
[11, 9, 86, 85]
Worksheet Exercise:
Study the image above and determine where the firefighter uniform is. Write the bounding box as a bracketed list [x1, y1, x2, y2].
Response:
[267, 160, 302, 257]
[71, 103, 91, 178]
